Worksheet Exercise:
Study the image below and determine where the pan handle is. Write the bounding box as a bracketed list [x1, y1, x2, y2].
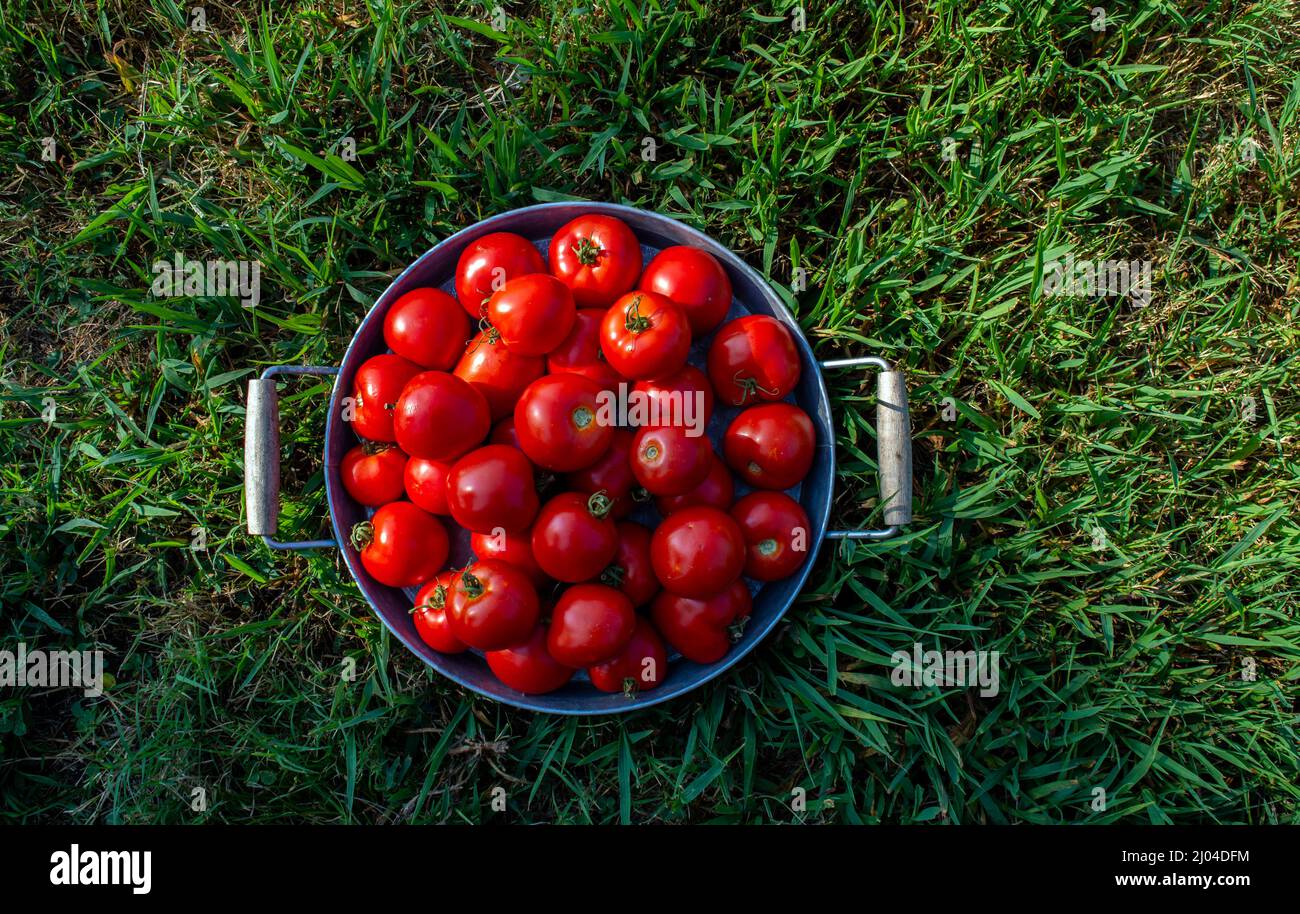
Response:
[820, 356, 912, 541]
[245, 365, 340, 550]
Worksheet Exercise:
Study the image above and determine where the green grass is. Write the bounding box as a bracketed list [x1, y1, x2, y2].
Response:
[2, 0, 1298, 824]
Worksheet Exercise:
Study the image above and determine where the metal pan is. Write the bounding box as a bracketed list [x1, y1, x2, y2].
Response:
[244, 202, 912, 714]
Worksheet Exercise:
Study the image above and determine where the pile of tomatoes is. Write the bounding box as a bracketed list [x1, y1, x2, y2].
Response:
[341, 213, 816, 696]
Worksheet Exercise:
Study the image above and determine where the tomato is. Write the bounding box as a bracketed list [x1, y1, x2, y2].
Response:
[588, 617, 667, 694]
[489, 416, 521, 448]
[730, 491, 812, 582]
[455, 331, 545, 422]
[597, 521, 659, 607]
[547, 583, 636, 667]
[547, 308, 623, 392]
[412, 571, 467, 653]
[454, 231, 546, 317]
[485, 623, 574, 694]
[650, 580, 753, 664]
[655, 455, 734, 516]
[599, 291, 691, 381]
[341, 443, 408, 507]
[352, 502, 448, 589]
[639, 246, 733, 335]
[548, 214, 642, 308]
[383, 287, 472, 370]
[403, 457, 452, 515]
[445, 560, 540, 651]
[351, 354, 422, 442]
[471, 529, 548, 588]
[486, 273, 576, 357]
[723, 403, 815, 490]
[630, 424, 712, 496]
[706, 315, 802, 407]
[515, 374, 614, 472]
[565, 428, 640, 519]
[531, 491, 619, 583]
[393, 370, 490, 461]
[649, 506, 745, 598]
[444, 445, 539, 534]
[631, 364, 713, 432]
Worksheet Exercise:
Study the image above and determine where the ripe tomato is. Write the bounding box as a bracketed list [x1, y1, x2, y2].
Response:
[515, 374, 613, 472]
[531, 491, 619, 583]
[486, 623, 574, 694]
[655, 454, 734, 516]
[649, 506, 746, 598]
[548, 214, 642, 308]
[565, 428, 639, 519]
[598, 521, 659, 607]
[383, 287, 472, 370]
[723, 403, 815, 490]
[393, 370, 490, 461]
[352, 502, 448, 589]
[631, 364, 713, 431]
[351, 354, 422, 442]
[730, 491, 812, 582]
[454, 331, 545, 422]
[650, 579, 752, 664]
[489, 416, 521, 448]
[471, 529, 548, 588]
[412, 572, 467, 653]
[588, 617, 667, 694]
[630, 424, 712, 496]
[445, 560, 540, 651]
[486, 273, 576, 357]
[599, 291, 691, 381]
[404, 457, 452, 515]
[444, 445, 539, 534]
[454, 231, 546, 317]
[639, 246, 733, 335]
[341, 443, 408, 507]
[547, 583, 636, 667]
[547, 308, 623, 392]
[706, 315, 801, 407]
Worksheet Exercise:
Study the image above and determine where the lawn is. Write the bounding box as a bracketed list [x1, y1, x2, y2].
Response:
[1, 0, 1298, 824]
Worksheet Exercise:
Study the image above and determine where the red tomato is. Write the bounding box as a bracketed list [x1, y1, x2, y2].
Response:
[597, 521, 659, 607]
[730, 491, 812, 581]
[547, 308, 623, 392]
[547, 583, 636, 667]
[599, 291, 691, 381]
[565, 428, 639, 519]
[631, 364, 713, 431]
[650, 579, 752, 664]
[531, 491, 619, 583]
[639, 246, 733, 335]
[404, 457, 452, 515]
[444, 445, 539, 534]
[351, 354, 422, 442]
[515, 374, 614, 472]
[486, 273, 576, 357]
[630, 424, 712, 496]
[393, 371, 490, 461]
[352, 502, 448, 589]
[706, 315, 801, 407]
[485, 623, 574, 694]
[655, 455, 734, 516]
[649, 506, 745, 598]
[454, 331, 545, 422]
[471, 529, 548, 588]
[383, 287, 471, 370]
[341, 443, 408, 507]
[548, 214, 642, 308]
[412, 571, 467, 653]
[454, 232, 546, 317]
[588, 617, 667, 694]
[489, 417, 521, 448]
[723, 403, 815, 490]
[445, 560, 540, 651]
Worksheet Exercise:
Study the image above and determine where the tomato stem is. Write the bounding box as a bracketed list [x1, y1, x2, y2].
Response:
[622, 295, 652, 334]
[361, 440, 393, 456]
[730, 371, 779, 406]
[621, 676, 639, 699]
[727, 615, 749, 644]
[587, 489, 613, 520]
[460, 569, 484, 598]
[349, 521, 374, 551]
[600, 564, 626, 588]
[573, 236, 602, 266]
